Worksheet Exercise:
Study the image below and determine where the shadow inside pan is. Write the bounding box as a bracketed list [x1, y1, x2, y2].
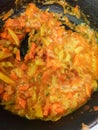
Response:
[66, 0, 98, 29]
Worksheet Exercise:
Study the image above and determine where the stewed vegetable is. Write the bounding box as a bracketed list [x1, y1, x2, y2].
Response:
[0, 2, 98, 121]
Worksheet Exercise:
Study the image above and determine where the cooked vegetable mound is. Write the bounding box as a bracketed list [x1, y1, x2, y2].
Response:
[0, 3, 98, 121]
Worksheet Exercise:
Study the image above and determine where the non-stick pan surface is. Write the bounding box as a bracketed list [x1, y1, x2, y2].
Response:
[0, 0, 98, 130]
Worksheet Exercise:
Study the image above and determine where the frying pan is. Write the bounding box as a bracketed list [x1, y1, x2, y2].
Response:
[0, 0, 98, 130]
